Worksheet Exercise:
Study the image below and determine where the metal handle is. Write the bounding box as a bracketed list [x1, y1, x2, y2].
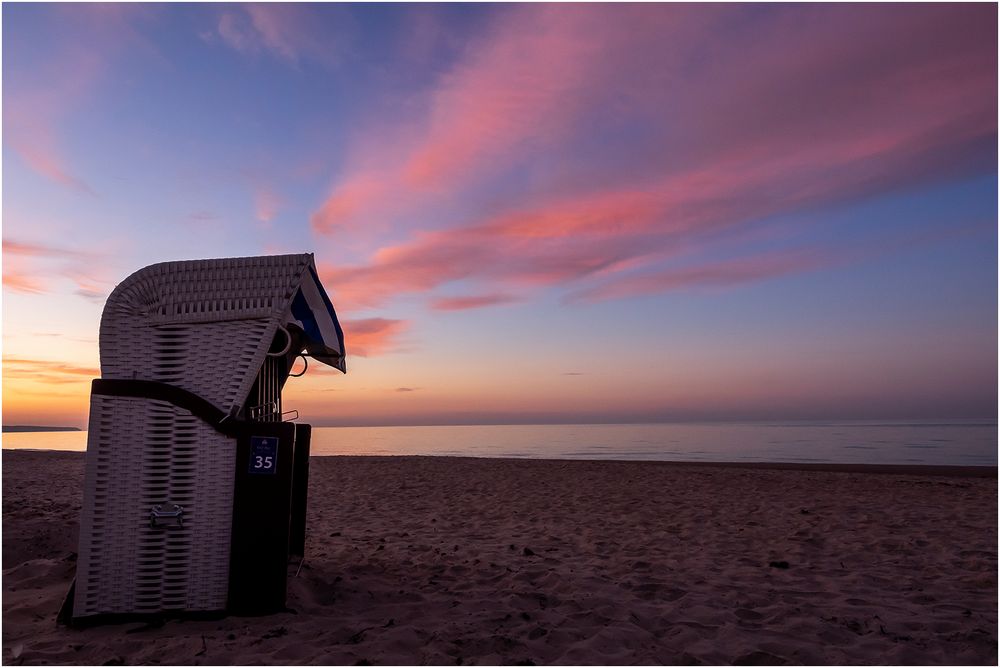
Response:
[249, 401, 278, 420]
[149, 504, 184, 529]
[288, 353, 308, 377]
[266, 325, 292, 357]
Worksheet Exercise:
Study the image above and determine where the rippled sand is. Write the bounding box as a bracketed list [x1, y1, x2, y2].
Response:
[3, 451, 996, 664]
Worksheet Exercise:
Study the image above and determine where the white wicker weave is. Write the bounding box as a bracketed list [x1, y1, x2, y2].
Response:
[74, 254, 342, 619]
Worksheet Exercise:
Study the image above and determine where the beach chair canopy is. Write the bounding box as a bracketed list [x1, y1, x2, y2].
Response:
[100, 253, 345, 416]
[281, 263, 347, 372]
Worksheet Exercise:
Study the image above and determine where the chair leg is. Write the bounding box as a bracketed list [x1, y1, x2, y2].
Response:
[289, 424, 312, 558]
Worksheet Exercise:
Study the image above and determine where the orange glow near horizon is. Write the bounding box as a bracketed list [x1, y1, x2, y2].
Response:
[4, 321, 994, 428]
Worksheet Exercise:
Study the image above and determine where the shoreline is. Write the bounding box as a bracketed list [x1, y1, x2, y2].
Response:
[3, 449, 995, 478]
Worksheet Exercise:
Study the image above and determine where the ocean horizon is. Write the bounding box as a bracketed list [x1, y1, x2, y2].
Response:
[4, 419, 995, 466]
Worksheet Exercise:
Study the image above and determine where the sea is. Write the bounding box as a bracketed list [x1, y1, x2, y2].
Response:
[2, 421, 996, 466]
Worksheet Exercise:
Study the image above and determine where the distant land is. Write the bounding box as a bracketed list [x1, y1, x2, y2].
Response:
[3, 426, 82, 433]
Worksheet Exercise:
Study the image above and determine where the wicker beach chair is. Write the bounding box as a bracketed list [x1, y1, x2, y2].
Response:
[63, 254, 345, 625]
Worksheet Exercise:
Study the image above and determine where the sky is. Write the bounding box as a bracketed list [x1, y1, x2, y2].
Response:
[2, 3, 997, 428]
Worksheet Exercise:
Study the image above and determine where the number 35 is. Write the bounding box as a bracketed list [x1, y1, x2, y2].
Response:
[254, 455, 273, 469]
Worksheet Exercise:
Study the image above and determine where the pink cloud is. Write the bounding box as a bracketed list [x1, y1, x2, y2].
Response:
[316, 109, 988, 308]
[341, 318, 410, 357]
[5, 55, 100, 193]
[400, 8, 604, 188]
[212, 5, 351, 66]
[67, 271, 111, 303]
[311, 5, 994, 310]
[244, 5, 309, 63]
[317, 121, 958, 309]
[3, 357, 99, 385]
[3, 240, 91, 260]
[2, 241, 58, 294]
[320, 218, 652, 310]
[5, 5, 165, 193]
[311, 6, 712, 233]
[430, 293, 517, 311]
[2, 238, 115, 300]
[567, 251, 830, 303]
[311, 175, 385, 234]
[7, 132, 94, 194]
[2, 267, 47, 295]
[253, 184, 283, 224]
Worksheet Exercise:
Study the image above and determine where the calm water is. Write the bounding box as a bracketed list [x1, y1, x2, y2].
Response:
[2, 421, 996, 466]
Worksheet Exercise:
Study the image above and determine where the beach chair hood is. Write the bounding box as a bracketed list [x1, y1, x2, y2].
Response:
[99, 253, 345, 417]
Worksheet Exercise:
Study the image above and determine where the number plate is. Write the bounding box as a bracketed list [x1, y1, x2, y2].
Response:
[248, 436, 278, 475]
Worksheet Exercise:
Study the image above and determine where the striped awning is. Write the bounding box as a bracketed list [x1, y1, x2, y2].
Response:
[284, 265, 347, 373]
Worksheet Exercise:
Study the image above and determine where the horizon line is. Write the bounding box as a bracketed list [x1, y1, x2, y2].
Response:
[7, 417, 997, 432]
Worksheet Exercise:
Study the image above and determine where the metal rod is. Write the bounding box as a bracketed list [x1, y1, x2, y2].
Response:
[276, 357, 282, 420]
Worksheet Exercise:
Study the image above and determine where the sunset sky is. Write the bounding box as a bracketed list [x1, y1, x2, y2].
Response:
[3, 3, 997, 428]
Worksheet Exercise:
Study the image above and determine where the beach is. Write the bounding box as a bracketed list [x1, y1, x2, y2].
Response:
[2, 451, 996, 665]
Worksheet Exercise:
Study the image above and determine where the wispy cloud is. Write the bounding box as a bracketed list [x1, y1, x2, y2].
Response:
[7, 132, 95, 195]
[4, 4, 163, 193]
[2, 267, 47, 295]
[28, 332, 96, 344]
[253, 184, 283, 224]
[310, 5, 699, 233]
[208, 4, 352, 67]
[317, 202, 657, 310]
[430, 293, 517, 311]
[398, 6, 623, 190]
[69, 271, 113, 303]
[311, 175, 386, 235]
[3, 240, 92, 260]
[5, 58, 100, 193]
[216, 12, 255, 54]
[313, 4, 995, 310]
[3, 357, 99, 385]
[567, 251, 831, 303]
[188, 210, 220, 222]
[2, 238, 115, 300]
[341, 317, 410, 357]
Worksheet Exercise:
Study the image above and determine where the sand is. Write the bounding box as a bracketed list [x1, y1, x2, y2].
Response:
[2, 451, 996, 665]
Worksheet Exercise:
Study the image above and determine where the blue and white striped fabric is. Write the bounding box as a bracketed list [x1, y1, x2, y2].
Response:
[284, 265, 346, 373]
